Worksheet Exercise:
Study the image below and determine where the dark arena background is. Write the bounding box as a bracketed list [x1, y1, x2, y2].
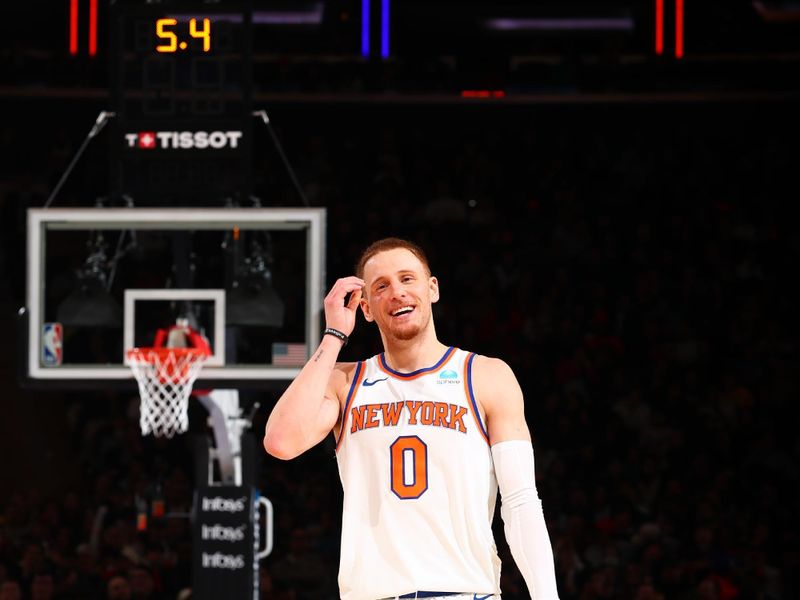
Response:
[1, 1, 798, 599]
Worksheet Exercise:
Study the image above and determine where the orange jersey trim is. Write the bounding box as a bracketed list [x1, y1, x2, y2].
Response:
[335, 361, 364, 452]
[463, 352, 490, 445]
[377, 346, 456, 380]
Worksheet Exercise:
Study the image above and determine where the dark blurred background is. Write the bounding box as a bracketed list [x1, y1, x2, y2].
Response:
[1, 1, 799, 599]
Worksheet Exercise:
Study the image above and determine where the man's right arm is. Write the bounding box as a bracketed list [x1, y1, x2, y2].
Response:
[262, 336, 347, 459]
[263, 276, 364, 460]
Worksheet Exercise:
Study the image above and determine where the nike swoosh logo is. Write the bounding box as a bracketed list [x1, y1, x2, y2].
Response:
[474, 595, 493, 600]
[362, 377, 389, 387]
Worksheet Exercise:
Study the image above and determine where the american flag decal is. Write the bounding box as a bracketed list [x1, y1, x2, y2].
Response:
[271, 343, 307, 366]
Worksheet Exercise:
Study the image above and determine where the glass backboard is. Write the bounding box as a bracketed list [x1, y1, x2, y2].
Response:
[23, 207, 325, 388]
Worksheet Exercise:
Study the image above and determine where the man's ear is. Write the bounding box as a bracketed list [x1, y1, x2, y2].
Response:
[430, 276, 440, 303]
[360, 296, 374, 322]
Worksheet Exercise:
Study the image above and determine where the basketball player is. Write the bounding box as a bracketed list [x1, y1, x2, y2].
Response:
[264, 238, 559, 600]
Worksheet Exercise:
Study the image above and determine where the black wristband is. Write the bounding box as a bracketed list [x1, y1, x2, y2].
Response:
[323, 327, 349, 346]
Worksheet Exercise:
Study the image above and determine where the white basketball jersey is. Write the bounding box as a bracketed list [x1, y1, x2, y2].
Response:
[335, 347, 502, 600]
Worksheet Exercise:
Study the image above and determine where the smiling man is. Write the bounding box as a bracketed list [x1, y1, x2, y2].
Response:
[264, 238, 560, 600]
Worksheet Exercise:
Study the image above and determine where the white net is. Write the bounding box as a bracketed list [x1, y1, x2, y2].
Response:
[127, 347, 208, 438]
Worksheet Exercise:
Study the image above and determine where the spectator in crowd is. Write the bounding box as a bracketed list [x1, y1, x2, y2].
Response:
[107, 575, 132, 600]
[0, 581, 22, 600]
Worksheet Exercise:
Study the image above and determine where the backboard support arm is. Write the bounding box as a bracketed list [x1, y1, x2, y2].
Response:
[44, 111, 115, 209]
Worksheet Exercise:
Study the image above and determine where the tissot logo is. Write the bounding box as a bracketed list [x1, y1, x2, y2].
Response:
[124, 130, 243, 150]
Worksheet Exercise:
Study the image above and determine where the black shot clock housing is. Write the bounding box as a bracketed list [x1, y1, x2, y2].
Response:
[109, 0, 253, 206]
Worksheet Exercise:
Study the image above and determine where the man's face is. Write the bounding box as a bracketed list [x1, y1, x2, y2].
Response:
[107, 577, 131, 600]
[360, 247, 439, 342]
[30, 575, 53, 600]
[0, 582, 22, 600]
[128, 569, 154, 596]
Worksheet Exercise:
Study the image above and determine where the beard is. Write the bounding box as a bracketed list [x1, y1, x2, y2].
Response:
[389, 322, 421, 341]
[382, 309, 429, 342]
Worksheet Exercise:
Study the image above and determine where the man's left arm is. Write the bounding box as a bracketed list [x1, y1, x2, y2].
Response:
[473, 355, 560, 600]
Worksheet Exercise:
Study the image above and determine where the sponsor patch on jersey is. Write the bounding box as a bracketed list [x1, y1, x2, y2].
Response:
[437, 369, 460, 384]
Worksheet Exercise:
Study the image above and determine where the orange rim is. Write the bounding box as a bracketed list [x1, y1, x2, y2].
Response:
[126, 347, 208, 384]
[126, 347, 209, 361]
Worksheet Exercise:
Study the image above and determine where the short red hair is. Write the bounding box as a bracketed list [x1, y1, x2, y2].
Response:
[355, 238, 431, 279]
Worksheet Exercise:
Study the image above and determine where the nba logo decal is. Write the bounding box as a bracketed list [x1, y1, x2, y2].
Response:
[42, 322, 63, 367]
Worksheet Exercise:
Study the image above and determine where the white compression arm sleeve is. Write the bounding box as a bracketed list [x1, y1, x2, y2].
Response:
[492, 440, 560, 600]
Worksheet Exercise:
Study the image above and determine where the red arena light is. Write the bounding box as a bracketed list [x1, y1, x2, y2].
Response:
[655, 0, 664, 55]
[69, 0, 79, 55]
[89, 0, 98, 56]
[461, 90, 506, 99]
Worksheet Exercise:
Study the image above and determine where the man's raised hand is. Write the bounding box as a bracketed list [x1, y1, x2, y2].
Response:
[323, 277, 364, 337]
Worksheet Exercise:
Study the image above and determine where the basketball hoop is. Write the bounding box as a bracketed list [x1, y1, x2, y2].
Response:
[127, 346, 209, 438]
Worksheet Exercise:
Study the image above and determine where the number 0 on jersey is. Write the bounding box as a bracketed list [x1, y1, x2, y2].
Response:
[390, 436, 428, 499]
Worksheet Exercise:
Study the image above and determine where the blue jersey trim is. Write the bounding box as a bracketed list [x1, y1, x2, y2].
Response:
[336, 361, 363, 452]
[466, 353, 490, 442]
[378, 346, 455, 378]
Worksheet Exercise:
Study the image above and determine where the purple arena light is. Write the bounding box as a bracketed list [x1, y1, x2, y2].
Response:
[381, 0, 390, 59]
[362, 0, 370, 57]
[486, 17, 634, 31]
[169, 6, 324, 26]
[253, 4, 324, 26]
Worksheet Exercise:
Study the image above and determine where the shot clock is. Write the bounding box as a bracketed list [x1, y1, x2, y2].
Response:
[109, 1, 253, 205]
[110, 2, 252, 121]
[155, 18, 212, 53]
